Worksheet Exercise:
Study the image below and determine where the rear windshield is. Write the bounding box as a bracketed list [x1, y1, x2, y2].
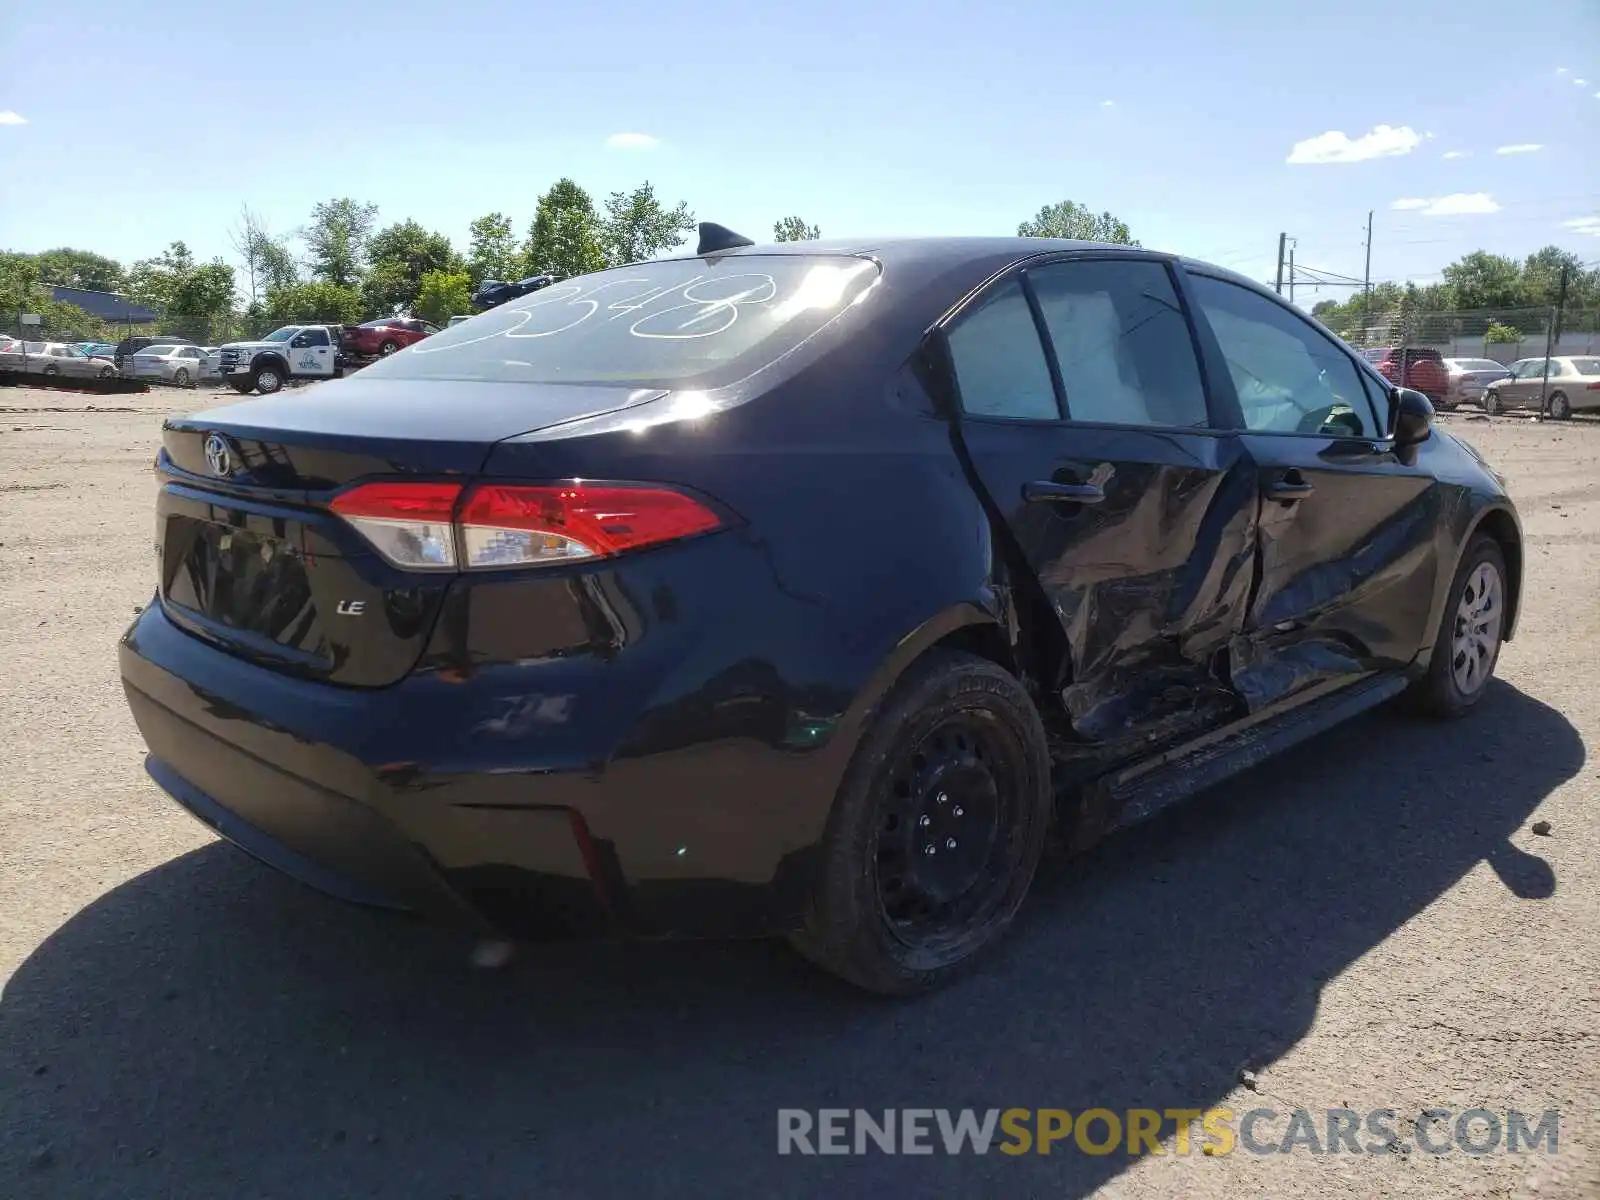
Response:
[361, 254, 881, 388]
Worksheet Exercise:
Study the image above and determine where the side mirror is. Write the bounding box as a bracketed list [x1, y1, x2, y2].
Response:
[1390, 387, 1433, 456]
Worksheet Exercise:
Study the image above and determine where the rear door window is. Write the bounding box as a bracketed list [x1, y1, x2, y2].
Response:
[364, 254, 880, 389]
[1026, 259, 1208, 428]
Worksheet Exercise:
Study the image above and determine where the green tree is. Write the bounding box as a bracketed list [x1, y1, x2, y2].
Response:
[1017, 200, 1137, 245]
[33, 247, 125, 292]
[167, 260, 237, 336]
[303, 198, 379, 287]
[773, 216, 821, 242]
[262, 280, 363, 325]
[1520, 246, 1595, 310]
[523, 179, 607, 278]
[1485, 322, 1521, 344]
[229, 205, 297, 308]
[414, 269, 473, 325]
[1440, 251, 1522, 311]
[599, 182, 695, 266]
[362, 219, 462, 316]
[467, 212, 519, 285]
[124, 242, 197, 309]
[0, 253, 112, 338]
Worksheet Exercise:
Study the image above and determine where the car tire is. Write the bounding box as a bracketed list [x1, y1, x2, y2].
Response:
[41, 364, 59, 377]
[229, 380, 254, 395]
[98, 366, 113, 379]
[173, 367, 191, 388]
[251, 364, 283, 394]
[1483, 390, 1501, 415]
[378, 339, 399, 356]
[789, 649, 1052, 995]
[1547, 392, 1571, 421]
[1409, 534, 1508, 719]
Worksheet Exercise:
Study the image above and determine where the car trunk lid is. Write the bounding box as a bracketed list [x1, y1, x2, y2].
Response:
[156, 375, 663, 686]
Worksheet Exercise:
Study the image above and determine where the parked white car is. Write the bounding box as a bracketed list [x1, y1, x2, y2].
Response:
[126, 343, 215, 387]
[1, 341, 118, 380]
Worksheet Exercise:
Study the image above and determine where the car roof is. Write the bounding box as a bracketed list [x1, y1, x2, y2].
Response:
[651, 235, 1296, 304]
[656, 235, 1165, 270]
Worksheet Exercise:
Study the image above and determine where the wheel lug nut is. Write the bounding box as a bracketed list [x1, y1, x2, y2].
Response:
[945, 838, 957, 850]
[919, 814, 931, 827]
[953, 806, 964, 817]
[923, 845, 937, 856]
[936, 792, 948, 805]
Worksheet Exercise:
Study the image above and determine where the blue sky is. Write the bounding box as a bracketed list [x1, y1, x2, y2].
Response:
[1, 0, 1596, 308]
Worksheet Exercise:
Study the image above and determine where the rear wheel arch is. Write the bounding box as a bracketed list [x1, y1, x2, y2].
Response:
[815, 607, 1028, 796]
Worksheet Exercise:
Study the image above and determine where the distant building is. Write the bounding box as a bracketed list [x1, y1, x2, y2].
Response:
[50, 285, 158, 325]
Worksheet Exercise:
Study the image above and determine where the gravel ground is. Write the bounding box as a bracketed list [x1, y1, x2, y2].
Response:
[1, 384, 1596, 1199]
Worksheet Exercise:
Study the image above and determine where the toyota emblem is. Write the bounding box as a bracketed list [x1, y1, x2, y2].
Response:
[203, 434, 232, 477]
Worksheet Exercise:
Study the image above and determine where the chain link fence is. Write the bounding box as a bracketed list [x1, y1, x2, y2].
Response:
[1318, 305, 1600, 363]
[3, 310, 283, 349]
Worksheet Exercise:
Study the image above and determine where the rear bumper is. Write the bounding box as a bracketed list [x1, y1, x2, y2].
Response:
[119, 597, 831, 940]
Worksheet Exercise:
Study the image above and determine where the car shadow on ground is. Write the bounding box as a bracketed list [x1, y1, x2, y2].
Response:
[0, 681, 1581, 1198]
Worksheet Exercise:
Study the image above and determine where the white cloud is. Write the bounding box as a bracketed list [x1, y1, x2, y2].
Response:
[1442, 150, 1469, 159]
[1391, 193, 1501, 216]
[1433, 193, 1501, 216]
[604, 132, 659, 150]
[1556, 66, 1569, 75]
[1100, 99, 1115, 107]
[1562, 216, 1600, 237]
[0, 111, 26, 126]
[1286, 123, 1421, 164]
[1495, 143, 1544, 154]
[1577, 78, 1590, 87]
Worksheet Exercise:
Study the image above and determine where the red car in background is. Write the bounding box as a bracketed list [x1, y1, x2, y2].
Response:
[1360, 346, 1450, 407]
[341, 318, 440, 359]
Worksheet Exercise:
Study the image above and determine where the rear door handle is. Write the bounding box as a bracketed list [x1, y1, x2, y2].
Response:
[1023, 480, 1105, 505]
[1264, 472, 1315, 502]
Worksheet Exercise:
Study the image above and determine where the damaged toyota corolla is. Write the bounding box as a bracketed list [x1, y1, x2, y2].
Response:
[119, 224, 1523, 994]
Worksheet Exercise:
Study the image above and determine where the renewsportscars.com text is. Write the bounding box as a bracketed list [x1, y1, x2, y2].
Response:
[777, 1107, 1560, 1157]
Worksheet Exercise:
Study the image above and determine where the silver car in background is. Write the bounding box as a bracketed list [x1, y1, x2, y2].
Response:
[1482, 357, 1600, 419]
[1441, 357, 1512, 408]
[126, 343, 215, 387]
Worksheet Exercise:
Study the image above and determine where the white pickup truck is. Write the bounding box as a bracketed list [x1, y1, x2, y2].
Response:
[216, 325, 344, 394]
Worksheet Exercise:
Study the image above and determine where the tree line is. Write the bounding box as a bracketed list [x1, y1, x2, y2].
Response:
[14, 185, 1584, 348]
[1, 190, 1152, 342]
[1309, 246, 1599, 342]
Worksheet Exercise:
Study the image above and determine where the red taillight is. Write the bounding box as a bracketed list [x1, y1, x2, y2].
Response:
[329, 480, 723, 571]
[1587, 381, 1600, 391]
[331, 481, 463, 570]
[458, 483, 723, 569]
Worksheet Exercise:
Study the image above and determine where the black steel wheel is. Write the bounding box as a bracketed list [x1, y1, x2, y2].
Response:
[790, 648, 1051, 994]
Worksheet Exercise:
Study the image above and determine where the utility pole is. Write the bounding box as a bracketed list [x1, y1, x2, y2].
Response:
[1362, 210, 1373, 340]
[1539, 263, 1571, 418]
[1275, 232, 1287, 295]
[1287, 239, 1297, 306]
